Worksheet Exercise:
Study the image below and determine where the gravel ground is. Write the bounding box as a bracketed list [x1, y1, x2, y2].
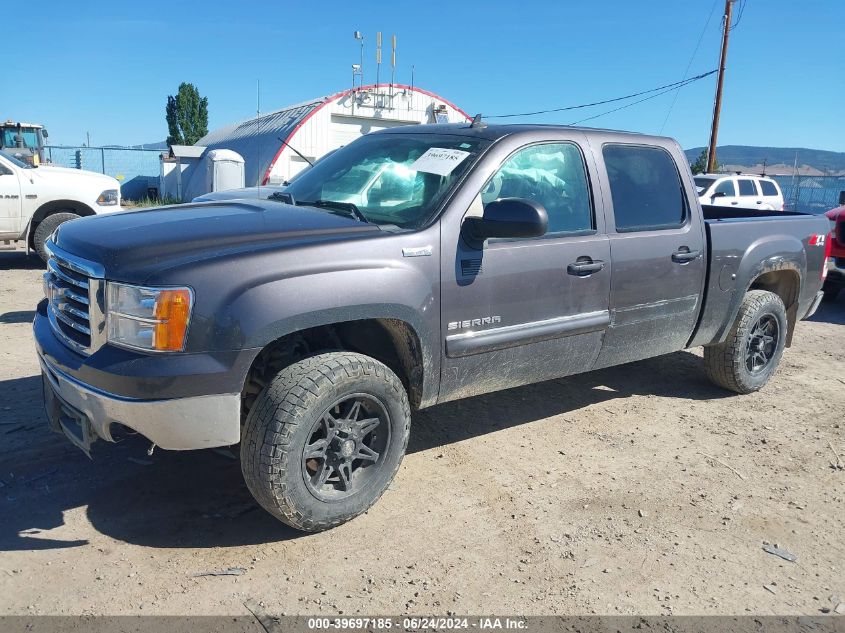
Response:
[0, 246, 843, 616]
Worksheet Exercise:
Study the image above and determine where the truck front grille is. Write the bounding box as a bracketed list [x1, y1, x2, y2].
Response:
[44, 242, 106, 356]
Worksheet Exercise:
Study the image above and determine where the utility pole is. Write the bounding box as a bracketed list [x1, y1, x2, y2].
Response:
[706, 0, 736, 173]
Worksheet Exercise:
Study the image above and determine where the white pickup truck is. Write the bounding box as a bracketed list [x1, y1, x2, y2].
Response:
[0, 149, 123, 261]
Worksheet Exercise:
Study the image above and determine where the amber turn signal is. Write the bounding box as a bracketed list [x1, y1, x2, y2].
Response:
[153, 289, 192, 351]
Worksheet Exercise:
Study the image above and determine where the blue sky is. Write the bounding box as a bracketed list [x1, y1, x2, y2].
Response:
[8, 0, 843, 151]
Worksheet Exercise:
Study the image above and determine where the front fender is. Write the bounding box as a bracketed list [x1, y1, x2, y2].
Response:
[169, 231, 441, 406]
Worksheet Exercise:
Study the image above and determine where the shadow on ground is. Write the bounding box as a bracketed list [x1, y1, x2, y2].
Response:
[0, 310, 36, 324]
[0, 349, 726, 551]
[809, 292, 845, 325]
[0, 251, 43, 271]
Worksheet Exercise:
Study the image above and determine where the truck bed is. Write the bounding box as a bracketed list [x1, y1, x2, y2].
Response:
[702, 205, 808, 221]
[690, 205, 829, 348]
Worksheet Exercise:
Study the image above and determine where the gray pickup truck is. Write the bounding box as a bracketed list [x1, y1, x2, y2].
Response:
[34, 123, 830, 531]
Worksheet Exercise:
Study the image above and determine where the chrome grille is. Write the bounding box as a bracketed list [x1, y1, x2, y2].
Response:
[44, 241, 106, 355]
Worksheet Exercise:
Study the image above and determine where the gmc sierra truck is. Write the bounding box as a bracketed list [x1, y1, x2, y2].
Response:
[34, 123, 830, 532]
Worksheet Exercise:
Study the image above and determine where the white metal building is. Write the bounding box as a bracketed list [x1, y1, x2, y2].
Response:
[197, 83, 470, 186]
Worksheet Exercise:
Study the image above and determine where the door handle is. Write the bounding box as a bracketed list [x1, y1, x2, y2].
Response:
[567, 259, 605, 276]
[730, 201, 738, 205]
[672, 249, 701, 263]
[756, 200, 762, 204]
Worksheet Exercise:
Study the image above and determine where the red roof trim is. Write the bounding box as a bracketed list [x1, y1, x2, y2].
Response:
[261, 83, 471, 185]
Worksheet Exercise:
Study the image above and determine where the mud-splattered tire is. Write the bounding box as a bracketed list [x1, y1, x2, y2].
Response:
[241, 352, 411, 532]
[704, 290, 787, 394]
[33, 212, 80, 262]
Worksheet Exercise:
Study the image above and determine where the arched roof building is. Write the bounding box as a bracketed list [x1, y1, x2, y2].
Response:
[197, 84, 470, 186]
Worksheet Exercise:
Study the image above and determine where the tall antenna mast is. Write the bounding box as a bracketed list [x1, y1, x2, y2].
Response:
[353, 31, 364, 88]
[707, 0, 737, 173]
[391, 35, 396, 86]
[376, 31, 382, 89]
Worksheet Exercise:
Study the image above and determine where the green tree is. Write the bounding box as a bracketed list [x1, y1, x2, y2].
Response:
[691, 149, 719, 174]
[165, 83, 209, 146]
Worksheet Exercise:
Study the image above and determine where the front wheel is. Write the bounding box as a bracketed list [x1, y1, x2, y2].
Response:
[704, 289, 787, 394]
[33, 212, 81, 262]
[241, 352, 411, 532]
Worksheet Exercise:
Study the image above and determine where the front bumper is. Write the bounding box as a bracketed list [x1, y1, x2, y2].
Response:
[34, 300, 254, 451]
[40, 354, 241, 451]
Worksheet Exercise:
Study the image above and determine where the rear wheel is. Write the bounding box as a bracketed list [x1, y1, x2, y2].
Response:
[241, 352, 411, 532]
[33, 212, 80, 262]
[704, 290, 787, 394]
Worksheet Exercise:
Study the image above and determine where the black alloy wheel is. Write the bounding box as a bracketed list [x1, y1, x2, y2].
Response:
[745, 314, 779, 374]
[302, 394, 390, 501]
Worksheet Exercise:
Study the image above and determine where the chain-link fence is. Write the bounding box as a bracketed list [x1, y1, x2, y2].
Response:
[771, 175, 845, 214]
[44, 146, 162, 201]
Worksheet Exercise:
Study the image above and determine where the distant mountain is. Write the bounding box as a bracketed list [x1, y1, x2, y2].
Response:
[130, 141, 168, 150]
[684, 145, 845, 176]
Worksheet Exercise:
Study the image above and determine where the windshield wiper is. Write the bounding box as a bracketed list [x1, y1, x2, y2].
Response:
[269, 191, 295, 204]
[298, 199, 369, 224]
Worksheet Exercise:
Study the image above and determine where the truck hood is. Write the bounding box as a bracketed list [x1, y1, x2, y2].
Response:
[52, 200, 382, 283]
[33, 164, 119, 189]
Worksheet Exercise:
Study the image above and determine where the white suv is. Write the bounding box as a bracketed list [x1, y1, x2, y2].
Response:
[694, 173, 784, 211]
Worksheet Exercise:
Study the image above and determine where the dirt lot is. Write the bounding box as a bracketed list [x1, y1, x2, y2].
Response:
[1, 246, 843, 617]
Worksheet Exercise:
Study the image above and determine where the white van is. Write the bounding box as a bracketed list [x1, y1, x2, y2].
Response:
[694, 174, 784, 211]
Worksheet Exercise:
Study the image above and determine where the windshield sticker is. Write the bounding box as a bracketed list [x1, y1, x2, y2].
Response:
[410, 148, 471, 177]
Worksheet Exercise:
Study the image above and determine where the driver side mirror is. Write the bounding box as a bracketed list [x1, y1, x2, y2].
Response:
[463, 198, 548, 241]
[710, 191, 726, 200]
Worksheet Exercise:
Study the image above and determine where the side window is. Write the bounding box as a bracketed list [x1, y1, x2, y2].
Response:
[602, 144, 686, 232]
[737, 179, 758, 196]
[759, 180, 779, 196]
[713, 179, 736, 196]
[480, 143, 593, 235]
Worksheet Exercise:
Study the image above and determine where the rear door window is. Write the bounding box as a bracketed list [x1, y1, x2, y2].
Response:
[737, 179, 758, 196]
[713, 179, 736, 196]
[602, 144, 687, 232]
[759, 180, 779, 196]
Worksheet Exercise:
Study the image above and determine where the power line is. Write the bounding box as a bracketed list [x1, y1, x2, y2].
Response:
[659, 0, 721, 133]
[569, 78, 713, 126]
[486, 69, 717, 119]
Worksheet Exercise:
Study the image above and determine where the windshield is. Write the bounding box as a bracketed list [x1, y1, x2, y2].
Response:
[694, 177, 715, 195]
[2, 128, 41, 149]
[0, 149, 31, 169]
[282, 133, 489, 229]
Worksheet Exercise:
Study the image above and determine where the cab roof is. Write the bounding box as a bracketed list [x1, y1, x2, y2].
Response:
[372, 122, 672, 145]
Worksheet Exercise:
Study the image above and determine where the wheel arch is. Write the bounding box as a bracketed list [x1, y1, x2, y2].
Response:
[702, 235, 806, 348]
[26, 200, 95, 249]
[240, 317, 429, 422]
[747, 266, 801, 346]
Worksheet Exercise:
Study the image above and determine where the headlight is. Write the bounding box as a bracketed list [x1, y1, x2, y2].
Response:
[106, 282, 193, 352]
[96, 189, 120, 206]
